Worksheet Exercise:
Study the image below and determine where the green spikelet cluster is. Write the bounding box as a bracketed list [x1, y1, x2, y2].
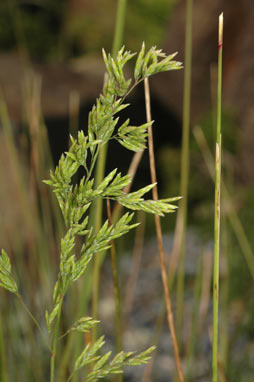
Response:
[0, 44, 182, 380]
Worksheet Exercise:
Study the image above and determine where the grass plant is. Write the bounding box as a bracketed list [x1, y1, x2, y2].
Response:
[0, 45, 182, 381]
[91, 0, 128, 344]
[1, 4, 254, 381]
[212, 13, 223, 382]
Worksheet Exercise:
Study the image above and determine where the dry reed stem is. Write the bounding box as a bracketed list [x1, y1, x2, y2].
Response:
[144, 77, 184, 382]
[218, 356, 227, 382]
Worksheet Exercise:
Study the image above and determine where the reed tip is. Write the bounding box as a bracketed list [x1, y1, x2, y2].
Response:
[219, 13, 223, 47]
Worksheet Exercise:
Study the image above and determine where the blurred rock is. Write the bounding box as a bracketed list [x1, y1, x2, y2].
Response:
[0, 53, 104, 123]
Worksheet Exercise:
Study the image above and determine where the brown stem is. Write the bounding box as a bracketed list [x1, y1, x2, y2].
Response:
[144, 77, 184, 382]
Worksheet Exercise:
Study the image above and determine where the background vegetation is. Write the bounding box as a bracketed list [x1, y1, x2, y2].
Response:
[0, 0, 254, 381]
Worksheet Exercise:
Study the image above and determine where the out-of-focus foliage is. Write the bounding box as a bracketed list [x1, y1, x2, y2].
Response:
[0, 0, 64, 60]
[125, 0, 176, 52]
[0, 3, 15, 50]
[192, 110, 240, 155]
[0, 0, 176, 61]
[158, 109, 239, 236]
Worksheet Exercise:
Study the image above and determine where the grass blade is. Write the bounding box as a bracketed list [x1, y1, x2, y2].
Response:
[212, 13, 223, 382]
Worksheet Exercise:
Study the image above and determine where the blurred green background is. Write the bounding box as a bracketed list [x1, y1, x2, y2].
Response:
[0, 0, 175, 61]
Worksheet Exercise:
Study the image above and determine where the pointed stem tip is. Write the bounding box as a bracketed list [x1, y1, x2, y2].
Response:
[218, 13, 223, 49]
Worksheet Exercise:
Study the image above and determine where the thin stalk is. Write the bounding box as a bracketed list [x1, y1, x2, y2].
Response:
[16, 293, 51, 352]
[72, 283, 91, 382]
[198, 249, 213, 333]
[111, 0, 127, 58]
[144, 77, 184, 382]
[50, 299, 63, 382]
[212, 13, 223, 382]
[13, 298, 41, 380]
[175, 0, 193, 342]
[193, 126, 254, 280]
[69, 90, 80, 143]
[142, 202, 192, 381]
[106, 200, 122, 380]
[141, 209, 190, 381]
[218, 357, 227, 382]
[91, 161, 105, 342]
[219, 149, 230, 379]
[123, 211, 145, 332]
[91, 0, 128, 343]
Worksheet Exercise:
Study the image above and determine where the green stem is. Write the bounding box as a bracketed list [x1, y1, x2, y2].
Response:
[112, 0, 127, 59]
[90, 145, 112, 336]
[213, 13, 223, 382]
[107, 200, 122, 352]
[176, 0, 193, 342]
[50, 298, 63, 382]
[107, 201, 123, 382]
[193, 125, 254, 280]
[16, 293, 51, 352]
[86, 144, 101, 183]
[91, 0, 128, 343]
